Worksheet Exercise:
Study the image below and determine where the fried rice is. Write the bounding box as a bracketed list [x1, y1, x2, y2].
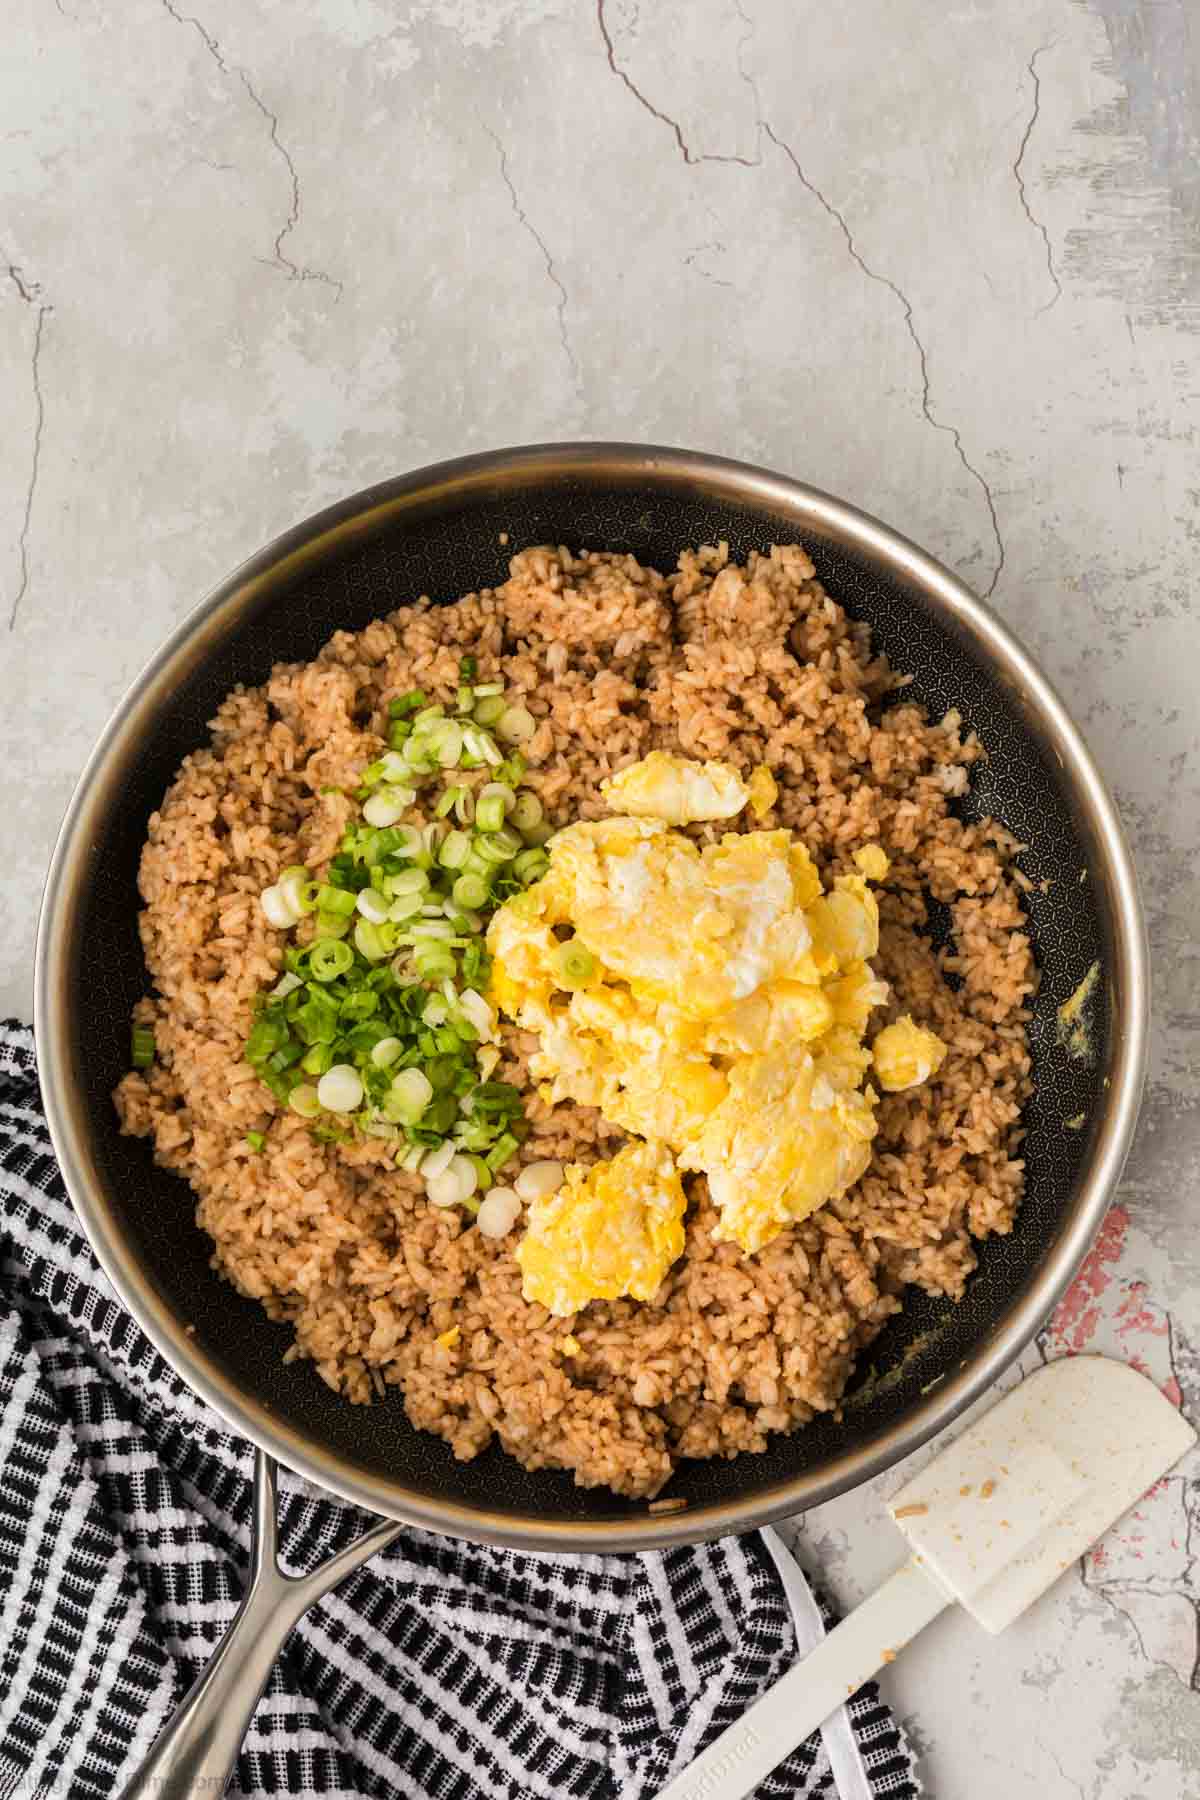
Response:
[114, 543, 1035, 1497]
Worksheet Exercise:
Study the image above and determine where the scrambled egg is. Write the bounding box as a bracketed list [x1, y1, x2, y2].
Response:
[516, 1139, 686, 1315]
[872, 1016, 949, 1092]
[854, 844, 890, 882]
[489, 755, 948, 1312]
[601, 752, 754, 824]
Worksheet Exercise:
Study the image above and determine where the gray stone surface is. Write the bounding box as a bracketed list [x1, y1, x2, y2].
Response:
[3, 1, 1198, 1792]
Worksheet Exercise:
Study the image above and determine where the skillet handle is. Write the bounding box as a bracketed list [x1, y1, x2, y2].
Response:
[117, 1450, 405, 1800]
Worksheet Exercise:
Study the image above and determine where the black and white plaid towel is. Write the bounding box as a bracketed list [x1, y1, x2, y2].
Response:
[0, 1023, 919, 1800]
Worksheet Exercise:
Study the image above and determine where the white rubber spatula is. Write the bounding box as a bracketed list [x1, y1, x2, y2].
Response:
[654, 1356, 1195, 1800]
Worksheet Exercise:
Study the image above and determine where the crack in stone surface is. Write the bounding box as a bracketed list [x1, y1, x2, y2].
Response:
[759, 122, 1005, 597]
[1043, 1740, 1087, 1800]
[1078, 1479, 1200, 1694]
[683, 247, 734, 290]
[596, 0, 757, 167]
[159, 0, 341, 297]
[486, 127, 579, 388]
[630, 0, 1007, 599]
[1013, 44, 1062, 315]
[5, 264, 51, 632]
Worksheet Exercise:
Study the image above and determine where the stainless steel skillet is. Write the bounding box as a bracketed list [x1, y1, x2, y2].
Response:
[35, 443, 1148, 1791]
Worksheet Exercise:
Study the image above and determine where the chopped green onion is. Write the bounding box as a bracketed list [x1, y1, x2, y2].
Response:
[387, 867, 429, 896]
[459, 655, 478, 680]
[314, 910, 352, 940]
[354, 919, 391, 962]
[277, 870, 315, 916]
[513, 847, 550, 884]
[294, 989, 338, 1044]
[556, 939, 596, 987]
[317, 884, 358, 917]
[438, 829, 471, 871]
[415, 946, 456, 982]
[309, 939, 354, 981]
[473, 680, 504, 697]
[497, 704, 536, 744]
[245, 1130, 266, 1152]
[462, 725, 503, 767]
[131, 1025, 156, 1068]
[363, 787, 414, 829]
[510, 792, 543, 833]
[388, 824, 424, 862]
[495, 753, 527, 786]
[479, 781, 515, 813]
[430, 722, 464, 767]
[461, 942, 486, 987]
[245, 1016, 286, 1062]
[452, 873, 489, 911]
[472, 695, 506, 727]
[388, 890, 425, 923]
[411, 917, 455, 941]
[355, 887, 391, 924]
[340, 989, 379, 1022]
[486, 1131, 520, 1173]
[474, 795, 504, 833]
[475, 825, 522, 863]
[242, 706, 534, 1161]
[317, 1064, 364, 1113]
[383, 1067, 434, 1124]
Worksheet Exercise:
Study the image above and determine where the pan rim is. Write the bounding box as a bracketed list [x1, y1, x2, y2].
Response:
[34, 440, 1149, 1549]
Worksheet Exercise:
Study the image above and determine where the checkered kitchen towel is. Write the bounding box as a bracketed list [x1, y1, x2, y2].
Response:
[0, 1024, 919, 1799]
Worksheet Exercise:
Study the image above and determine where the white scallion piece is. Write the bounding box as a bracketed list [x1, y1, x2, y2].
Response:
[514, 1160, 564, 1202]
[316, 1065, 363, 1114]
[386, 1067, 433, 1122]
[420, 1139, 456, 1180]
[287, 1083, 322, 1119]
[426, 1153, 478, 1209]
[497, 704, 536, 744]
[476, 1187, 521, 1238]
[355, 887, 391, 924]
[458, 989, 495, 1042]
[278, 872, 310, 917]
[260, 884, 300, 930]
[363, 788, 412, 828]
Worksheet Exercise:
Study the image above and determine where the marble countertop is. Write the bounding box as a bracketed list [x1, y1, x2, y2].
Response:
[3, 1, 1198, 1793]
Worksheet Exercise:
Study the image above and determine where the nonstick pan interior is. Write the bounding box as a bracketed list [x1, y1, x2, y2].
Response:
[41, 447, 1136, 1544]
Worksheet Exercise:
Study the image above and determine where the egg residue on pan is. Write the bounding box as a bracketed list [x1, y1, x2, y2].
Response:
[487, 753, 948, 1315]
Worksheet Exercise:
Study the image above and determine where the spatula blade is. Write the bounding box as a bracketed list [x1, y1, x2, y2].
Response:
[888, 1355, 1195, 1632]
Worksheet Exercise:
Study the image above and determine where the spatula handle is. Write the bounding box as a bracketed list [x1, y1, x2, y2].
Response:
[652, 1557, 948, 1800]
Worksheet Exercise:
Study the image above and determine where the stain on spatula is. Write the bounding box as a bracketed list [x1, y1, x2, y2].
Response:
[652, 1357, 1195, 1800]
